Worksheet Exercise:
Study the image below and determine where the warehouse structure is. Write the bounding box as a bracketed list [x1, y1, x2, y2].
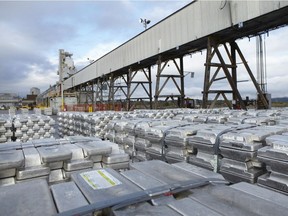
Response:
[0, 93, 20, 109]
[38, 0, 288, 111]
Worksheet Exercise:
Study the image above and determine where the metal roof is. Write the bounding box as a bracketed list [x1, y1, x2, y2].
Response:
[63, 0, 288, 90]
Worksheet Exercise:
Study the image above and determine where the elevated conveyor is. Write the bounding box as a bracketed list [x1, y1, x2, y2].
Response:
[61, 0, 288, 110]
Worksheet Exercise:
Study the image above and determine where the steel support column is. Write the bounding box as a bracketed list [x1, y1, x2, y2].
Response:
[126, 66, 153, 111]
[202, 37, 246, 110]
[154, 56, 185, 109]
[233, 41, 269, 109]
[108, 73, 115, 107]
[202, 37, 269, 110]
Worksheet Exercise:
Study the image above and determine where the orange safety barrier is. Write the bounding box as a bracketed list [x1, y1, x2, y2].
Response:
[60, 103, 124, 112]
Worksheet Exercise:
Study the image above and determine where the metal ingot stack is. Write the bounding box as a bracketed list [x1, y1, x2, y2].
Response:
[0, 136, 130, 186]
[206, 114, 228, 124]
[114, 120, 129, 147]
[133, 120, 158, 161]
[61, 143, 96, 178]
[164, 124, 201, 163]
[183, 113, 208, 123]
[123, 118, 160, 160]
[242, 116, 276, 126]
[13, 116, 29, 142]
[80, 113, 92, 137]
[89, 115, 104, 138]
[17, 138, 64, 182]
[106, 120, 117, 143]
[102, 152, 130, 170]
[100, 139, 129, 170]
[220, 126, 287, 183]
[187, 124, 232, 170]
[257, 134, 288, 194]
[57, 112, 65, 137]
[0, 143, 23, 186]
[145, 122, 184, 161]
[16, 146, 51, 182]
[145, 125, 170, 160]
[0, 116, 13, 143]
[37, 144, 72, 184]
[1, 158, 288, 215]
[106, 119, 130, 152]
[77, 113, 85, 136]
[58, 112, 74, 137]
[58, 112, 124, 139]
[123, 119, 150, 161]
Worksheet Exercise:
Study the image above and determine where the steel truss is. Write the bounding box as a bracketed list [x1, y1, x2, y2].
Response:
[126, 67, 152, 111]
[202, 37, 269, 110]
[75, 81, 95, 111]
[154, 56, 185, 109]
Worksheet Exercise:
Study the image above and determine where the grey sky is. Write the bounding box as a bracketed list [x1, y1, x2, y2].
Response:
[0, 0, 287, 100]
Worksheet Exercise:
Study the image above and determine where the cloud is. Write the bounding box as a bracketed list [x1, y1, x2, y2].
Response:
[0, 0, 287, 102]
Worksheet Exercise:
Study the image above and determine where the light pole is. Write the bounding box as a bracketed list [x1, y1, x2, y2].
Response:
[139, 18, 151, 30]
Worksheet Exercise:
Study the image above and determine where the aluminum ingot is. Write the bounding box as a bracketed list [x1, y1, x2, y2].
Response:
[0, 177, 15, 187]
[49, 169, 65, 184]
[50, 181, 89, 213]
[16, 166, 50, 180]
[22, 147, 42, 167]
[75, 141, 112, 157]
[102, 153, 129, 164]
[0, 179, 57, 216]
[0, 150, 24, 170]
[37, 145, 72, 163]
[63, 159, 93, 171]
[71, 168, 141, 204]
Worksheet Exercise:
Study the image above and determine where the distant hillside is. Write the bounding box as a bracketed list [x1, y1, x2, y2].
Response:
[272, 97, 288, 102]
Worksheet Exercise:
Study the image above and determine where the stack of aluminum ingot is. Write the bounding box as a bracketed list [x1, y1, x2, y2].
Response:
[123, 119, 156, 160]
[0, 114, 55, 143]
[59, 112, 128, 139]
[257, 133, 288, 194]
[0, 115, 13, 143]
[1, 159, 288, 215]
[58, 112, 76, 137]
[58, 110, 190, 140]
[89, 114, 106, 138]
[144, 120, 185, 161]
[164, 124, 204, 163]
[13, 115, 55, 142]
[187, 124, 233, 170]
[55, 109, 288, 186]
[0, 136, 128, 187]
[107, 118, 150, 159]
[219, 125, 287, 183]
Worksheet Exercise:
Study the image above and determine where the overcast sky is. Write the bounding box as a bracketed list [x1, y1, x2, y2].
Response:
[0, 0, 287, 100]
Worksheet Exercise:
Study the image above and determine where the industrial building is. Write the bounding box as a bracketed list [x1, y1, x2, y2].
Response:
[37, 0, 288, 112]
[0, 93, 21, 109]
